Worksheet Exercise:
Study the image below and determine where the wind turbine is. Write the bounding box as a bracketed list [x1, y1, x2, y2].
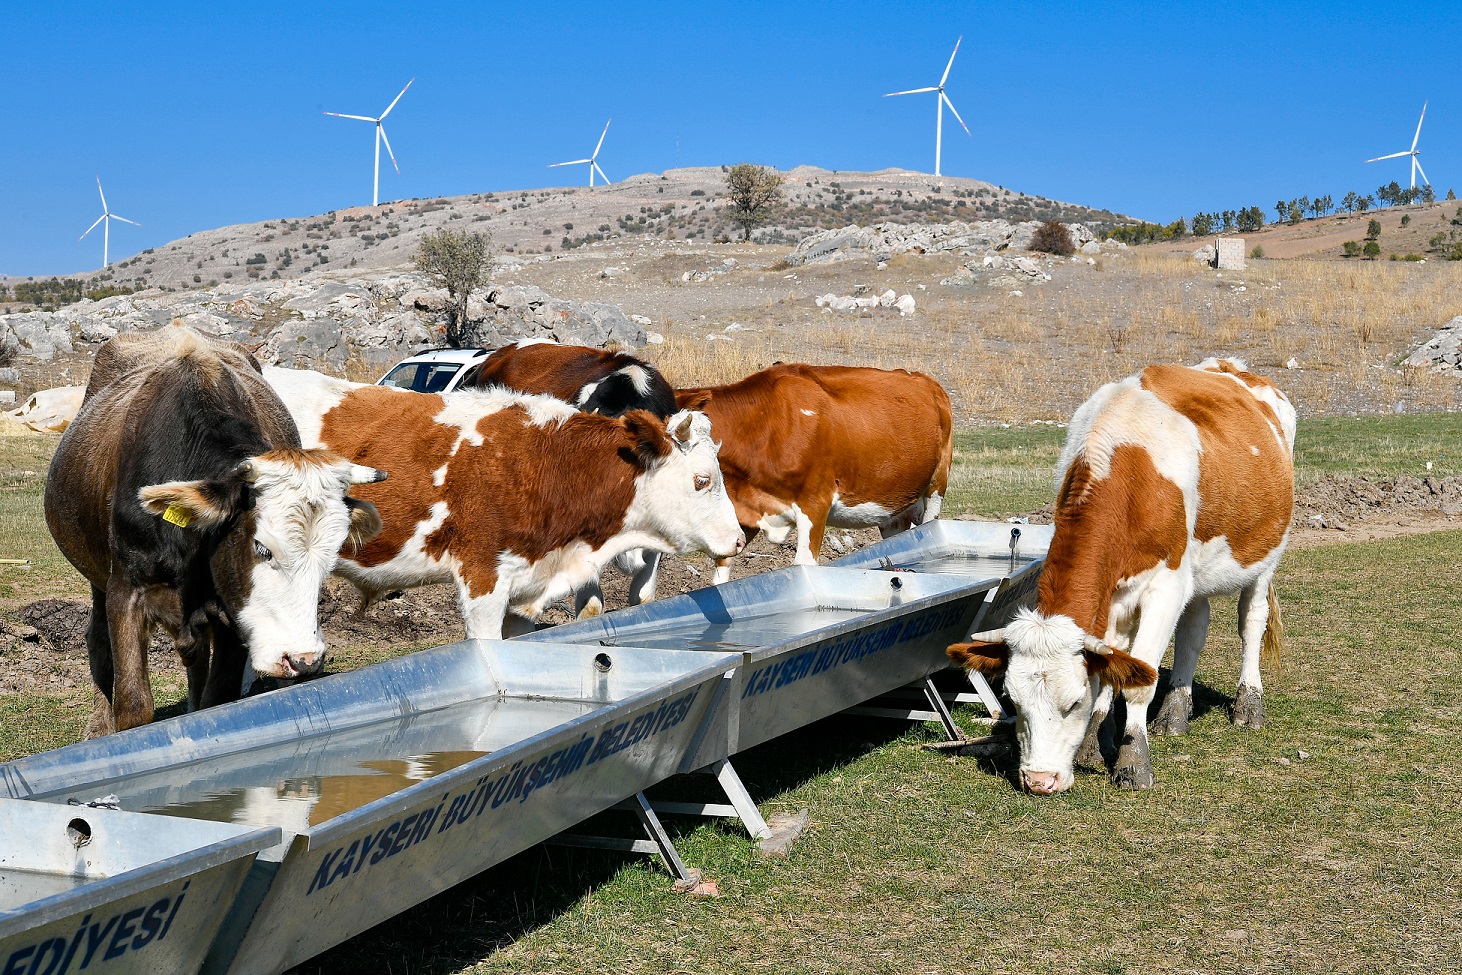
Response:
[78, 178, 141, 270]
[549, 119, 613, 187]
[1366, 100, 1430, 189]
[884, 37, 970, 177]
[324, 78, 414, 206]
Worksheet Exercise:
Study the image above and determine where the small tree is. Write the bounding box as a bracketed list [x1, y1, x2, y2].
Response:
[1357, 195, 1374, 213]
[723, 163, 784, 241]
[414, 229, 491, 347]
[1366, 219, 1381, 240]
[1363, 240, 1381, 259]
[1342, 240, 1362, 258]
[1191, 212, 1214, 236]
[1341, 191, 1359, 213]
[1421, 184, 1437, 205]
[1031, 220, 1075, 255]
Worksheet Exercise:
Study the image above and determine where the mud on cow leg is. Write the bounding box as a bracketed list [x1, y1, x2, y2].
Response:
[1232, 684, 1266, 728]
[1074, 707, 1110, 770]
[1152, 686, 1192, 736]
[1111, 730, 1155, 790]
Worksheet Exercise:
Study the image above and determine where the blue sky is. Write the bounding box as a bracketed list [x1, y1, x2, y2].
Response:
[4, 1, 1458, 276]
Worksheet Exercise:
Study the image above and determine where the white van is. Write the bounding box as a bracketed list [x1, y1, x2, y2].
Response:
[376, 347, 490, 393]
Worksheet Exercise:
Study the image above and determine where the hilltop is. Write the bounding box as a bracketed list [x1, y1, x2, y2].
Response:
[0, 166, 1132, 294]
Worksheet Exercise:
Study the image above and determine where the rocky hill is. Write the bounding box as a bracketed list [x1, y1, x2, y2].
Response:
[0, 166, 1133, 296]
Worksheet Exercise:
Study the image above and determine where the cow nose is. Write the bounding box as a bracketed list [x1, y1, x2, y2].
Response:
[733, 530, 747, 554]
[1020, 770, 1064, 795]
[282, 651, 323, 678]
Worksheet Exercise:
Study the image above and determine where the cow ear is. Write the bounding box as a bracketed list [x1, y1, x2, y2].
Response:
[1083, 647, 1158, 691]
[620, 410, 670, 464]
[678, 390, 712, 412]
[947, 639, 1009, 674]
[344, 498, 383, 551]
[138, 480, 236, 530]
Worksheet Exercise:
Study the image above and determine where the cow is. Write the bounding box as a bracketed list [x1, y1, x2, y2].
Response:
[263, 366, 746, 639]
[45, 328, 385, 737]
[676, 363, 953, 584]
[946, 358, 1295, 794]
[463, 339, 678, 615]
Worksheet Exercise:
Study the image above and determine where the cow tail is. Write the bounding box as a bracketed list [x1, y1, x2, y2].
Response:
[1261, 582, 1284, 673]
[925, 394, 954, 524]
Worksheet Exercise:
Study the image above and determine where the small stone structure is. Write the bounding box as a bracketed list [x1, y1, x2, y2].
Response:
[1215, 237, 1246, 270]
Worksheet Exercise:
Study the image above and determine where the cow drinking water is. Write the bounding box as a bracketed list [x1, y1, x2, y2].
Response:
[947, 358, 1295, 793]
[45, 329, 384, 736]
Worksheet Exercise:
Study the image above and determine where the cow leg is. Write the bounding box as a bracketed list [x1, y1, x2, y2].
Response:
[1232, 572, 1275, 728]
[184, 622, 211, 711]
[84, 585, 117, 739]
[502, 612, 537, 638]
[572, 579, 607, 620]
[1153, 597, 1209, 736]
[459, 583, 511, 641]
[626, 550, 661, 605]
[104, 575, 154, 732]
[795, 507, 826, 566]
[200, 625, 246, 710]
[1111, 582, 1186, 790]
[1074, 683, 1113, 770]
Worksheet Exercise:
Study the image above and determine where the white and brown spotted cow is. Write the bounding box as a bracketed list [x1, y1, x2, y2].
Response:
[264, 367, 745, 638]
[948, 358, 1295, 793]
[677, 363, 953, 584]
[46, 328, 384, 736]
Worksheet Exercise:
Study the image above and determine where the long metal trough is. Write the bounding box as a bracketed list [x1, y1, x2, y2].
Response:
[1, 641, 740, 975]
[518, 564, 1013, 752]
[0, 798, 278, 975]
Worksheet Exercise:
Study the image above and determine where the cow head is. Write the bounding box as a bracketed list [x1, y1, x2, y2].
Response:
[620, 409, 745, 561]
[947, 608, 1156, 794]
[138, 449, 385, 681]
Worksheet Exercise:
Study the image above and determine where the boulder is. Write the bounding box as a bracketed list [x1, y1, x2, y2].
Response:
[1403, 315, 1462, 372]
[1191, 244, 1217, 266]
[895, 295, 916, 317]
[7, 386, 86, 433]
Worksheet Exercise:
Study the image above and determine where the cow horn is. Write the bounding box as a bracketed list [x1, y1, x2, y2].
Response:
[669, 413, 694, 446]
[966, 628, 1006, 643]
[348, 464, 388, 485]
[237, 459, 260, 483]
[1082, 634, 1114, 656]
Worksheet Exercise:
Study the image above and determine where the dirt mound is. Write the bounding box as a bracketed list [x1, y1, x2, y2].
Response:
[1296, 474, 1462, 528]
[20, 599, 90, 651]
[317, 579, 463, 648]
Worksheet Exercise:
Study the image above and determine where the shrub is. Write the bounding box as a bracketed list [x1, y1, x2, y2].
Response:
[1366, 219, 1381, 240]
[1401, 214, 1412, 227]
[1363, 240, 1381, 259]
[414, 228, 491, 347]
[1030, 221, 1075, 256]
[1342, 240, 1362, 258]
[1250, 245, 1264, 259]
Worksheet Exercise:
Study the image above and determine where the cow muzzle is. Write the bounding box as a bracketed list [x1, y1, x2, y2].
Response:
[1020, 769, 1069, 795]
[274, 650, 325, 680]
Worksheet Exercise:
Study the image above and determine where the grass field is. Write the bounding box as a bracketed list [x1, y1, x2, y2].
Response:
[2, 417, 1460, 973]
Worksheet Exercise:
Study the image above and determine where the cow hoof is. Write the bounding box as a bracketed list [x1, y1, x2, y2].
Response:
[1111, 763, 1155, 790]
[1232, 685, 1266, 728]
[1151, 691, 1191, 737]
[1074, 728, 1105, 770]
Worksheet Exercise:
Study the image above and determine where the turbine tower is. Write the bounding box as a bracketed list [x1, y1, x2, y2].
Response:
[325, 78, 414, 206]
[549, 119, 613, 187]
[1366, 100, 1430, 189]
[884, 37, 970, 177]
[78, 178, 141, 270]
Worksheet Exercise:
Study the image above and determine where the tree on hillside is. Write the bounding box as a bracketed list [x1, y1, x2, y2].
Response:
[414, 228, 491, 347]
[1287, 199, 1306, 224]
[1356, 195, 1374, 213]
[1237, 206, 1265, 232]
[1341, 191, 1359, 214]
[1031, 220, 1076, 255]
[1275, 200, 1288, 223]
[1191, 212, 1214, 236]
[1342, 240, 1362, 258]
[1422, 184, 1437, 204]
[723, 163, 784, 241]
[1366, 219, 1381, 240]
[1363, 240, 1381, 259]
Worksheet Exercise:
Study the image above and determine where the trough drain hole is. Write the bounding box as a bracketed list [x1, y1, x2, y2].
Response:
[67, 818, 92, 849]
[594, 652, 613, 673]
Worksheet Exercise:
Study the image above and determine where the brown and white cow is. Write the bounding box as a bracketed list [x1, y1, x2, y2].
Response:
[264, 367, 745, 638]
[45, 328, 384, 736]
[677, 363, 953, 584]
[464, 339, 678, 615]
[947, 358, 1295, 793]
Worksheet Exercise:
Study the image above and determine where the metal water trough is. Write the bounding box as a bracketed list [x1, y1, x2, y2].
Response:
[0, 641, 740, 975]
[519, 565, 1006, 753]
[0, 798, 278, 975]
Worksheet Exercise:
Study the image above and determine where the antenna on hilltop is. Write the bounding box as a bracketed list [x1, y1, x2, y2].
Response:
[78, 178, 141, 270]
[884, 37, 971, 177]
[1366, 100, 1431, 189]
[324, 78, 414, 206]
[549, 119, 613, 187]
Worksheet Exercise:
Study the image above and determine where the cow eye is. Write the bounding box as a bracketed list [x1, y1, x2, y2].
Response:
[254, 541, 273, 562]
[693, 473, 711, 491]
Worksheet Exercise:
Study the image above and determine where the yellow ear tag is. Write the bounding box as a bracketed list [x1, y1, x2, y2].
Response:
[162, 504, 192, 528]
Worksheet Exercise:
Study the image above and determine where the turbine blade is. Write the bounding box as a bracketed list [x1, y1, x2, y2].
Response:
[111, 215, 141, 227]
[1412, 99, 1427, 151]
[884, 86, 938, 97]
[380, 77, 415, 119]
[942, 92, 971, 135]
[324, 112, 379, 122]
[593, 118, 612, 158]
[96, 177, 108, 211]
[1366, 151, 1410, 162]
[549, 158, 593, 167]
[79, 214, 105, 239]
[379, 124, 400, 174]
[940, 35, 963, 86]
[1415, 158, 1430, 187]
[594, 161, 611, 185]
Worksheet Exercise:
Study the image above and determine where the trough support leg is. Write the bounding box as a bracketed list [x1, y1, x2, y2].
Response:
[966, 671, 1005, 722]
[712, 759, 772, 841]
[629, 791, 694, 883]
[922, 676, 965, 742]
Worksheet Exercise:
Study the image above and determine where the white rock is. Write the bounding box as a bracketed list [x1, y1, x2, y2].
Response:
[878, 289, 897, 307]
[630, 314, 654, 326]
[1009, 290, 1024, 297]
[1285, 357, 1299, 369]
[646, 331, 665, 344]
[895, 294, 916, 317]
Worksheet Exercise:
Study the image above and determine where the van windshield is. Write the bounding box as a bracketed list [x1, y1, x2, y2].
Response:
[380, 362, 461, 393]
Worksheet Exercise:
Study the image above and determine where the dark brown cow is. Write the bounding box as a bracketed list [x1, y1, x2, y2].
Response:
[46, 328, 384, 736]
[677, 363, 953, 583]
